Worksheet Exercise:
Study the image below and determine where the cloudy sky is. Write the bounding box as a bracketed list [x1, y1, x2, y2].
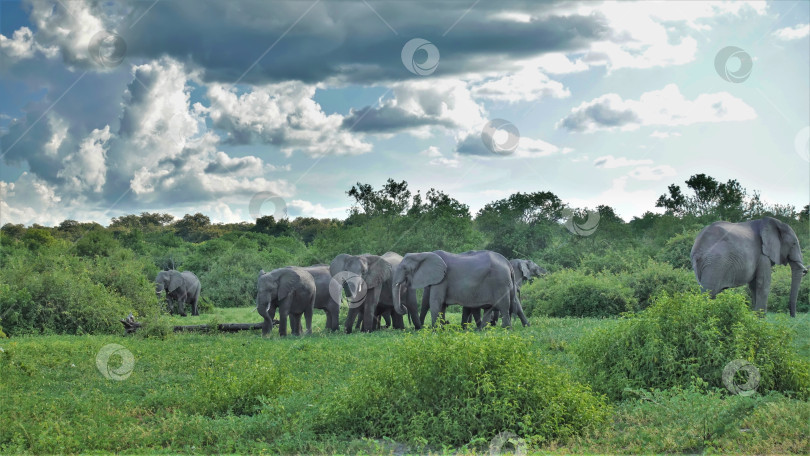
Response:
[0, 0, 808, 225]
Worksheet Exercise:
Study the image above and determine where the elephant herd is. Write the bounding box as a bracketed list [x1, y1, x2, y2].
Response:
[154, 217, 807, 335]
[254, 250, 547, 336]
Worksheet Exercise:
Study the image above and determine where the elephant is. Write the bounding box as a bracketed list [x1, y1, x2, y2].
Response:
[256, 267, 316, 336]
[394, 250, 517, 329]
[459, 258, 544, 327]
[691, 217, 807, 317]
[301, 264, 340, 332]
[330, 252, 421, 333]
[155, 270, 200, 316]
[330, 253, 390, 333]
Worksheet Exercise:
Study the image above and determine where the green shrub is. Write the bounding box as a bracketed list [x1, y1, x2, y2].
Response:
[0, 247, 162, 335]
[575, 292, 810, 400]
[74, 229, 119, 257]
[620, 260, 699, 310]
[318, 328, 611, 447]
[580, 248, 647, 274]
[768, 265, 810, 314]
[522, 269, 636, 318]
[655, 230, 700, 269]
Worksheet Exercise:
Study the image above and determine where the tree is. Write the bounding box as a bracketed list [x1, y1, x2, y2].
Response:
[347, 178, 411, 218]
[110, 212, 175, 230]
[475, 191, 565, 258]
[655, 174, 746, 221]
[173, 213, 213, 243]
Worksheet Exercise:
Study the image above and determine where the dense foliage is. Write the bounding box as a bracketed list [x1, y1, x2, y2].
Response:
[576, 292, 810, 400]
[319, 328, 611, 447]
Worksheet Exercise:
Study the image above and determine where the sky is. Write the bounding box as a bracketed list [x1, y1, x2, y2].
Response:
[0, 0, 808, 226]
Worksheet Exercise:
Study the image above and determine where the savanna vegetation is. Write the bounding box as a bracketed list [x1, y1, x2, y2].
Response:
[1, 173, 808, 454]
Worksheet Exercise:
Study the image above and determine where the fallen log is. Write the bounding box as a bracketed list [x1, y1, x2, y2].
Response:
[120, 313, 273, 335]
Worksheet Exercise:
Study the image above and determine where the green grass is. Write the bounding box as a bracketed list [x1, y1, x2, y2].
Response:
[1, 309, 808, 454]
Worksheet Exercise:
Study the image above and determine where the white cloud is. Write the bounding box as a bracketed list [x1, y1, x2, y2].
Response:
[206, 81, 371, 156]
[471, 67, 570, 103]
[420, 146, 442, 158]
[288, 200, 349, 219]
[0, 173, 63, 226]
[593, 155, 653, 169]
[773, 23, 810, 41]
[559, 84, 757, 132]
[429, 156, 461, 168]
[58, 125, 112, 193]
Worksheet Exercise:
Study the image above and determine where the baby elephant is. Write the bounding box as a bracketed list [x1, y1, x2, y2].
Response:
[155, 270, 201, 316]
[256, 267, 316, 337]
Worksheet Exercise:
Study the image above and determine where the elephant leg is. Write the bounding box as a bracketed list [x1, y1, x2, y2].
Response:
[263, 301, 278, 337]
[752, 256, 772, 315]
[278, 304, 290, 337]
[345, 305, 360, 334]
[490, 309, 500, 326]
[420, 287, 431, 325]
[362, 288, 383, 332]
[514, 299, 530, 327]
[429, 288, 446, 327]
[289, 314, 301, 336]
[391, 310, 405, 329]
[191, 291, 199, 316]
[355, 309, 364, 331]
[499, 300, 512, 328]
[327, 300, 340, 331]
[479, 307, 495, 330]
[471, 307, 482, 328]
[382, 310, 392, 328]
[461, 307, 472, 328]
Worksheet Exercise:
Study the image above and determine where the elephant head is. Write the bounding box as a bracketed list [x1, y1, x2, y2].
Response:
[329, 254, 390, 305]
[511, 259, 548, 287]
[392, 252, 447, 315]
[256, 267, 302, 336]
[761, 217, 807, 317]
[155, 270, 183, 298]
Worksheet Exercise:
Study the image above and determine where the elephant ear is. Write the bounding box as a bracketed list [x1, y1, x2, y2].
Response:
[330, 253, 353, 277]
[278, 268, 301, 300]
[761, 218, 784, 265]
[519, 261, 530, 280]
[412, 252, 447, 288]
[168, 271, 184, 293]
[364, 255, 391, 288]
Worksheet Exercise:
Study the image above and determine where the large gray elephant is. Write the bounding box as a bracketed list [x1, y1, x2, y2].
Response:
[460, 258, 545, 327]
[256, 267, 316, 336]
[301, 264, 340, 332]
[377, 251, 422, 330]
[393, 250, 517, 328]
[329, 253, 390, 333]
[691, 217, 807, 317]
[155, 270, 200, 316]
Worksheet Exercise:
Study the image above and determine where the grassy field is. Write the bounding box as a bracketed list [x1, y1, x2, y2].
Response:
[1, 308, 809, 455]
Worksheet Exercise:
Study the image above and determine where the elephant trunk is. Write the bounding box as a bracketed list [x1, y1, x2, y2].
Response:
[257, 295, 272, 336]
[788, 262, 807, 318]
[392, 283, 407, 315]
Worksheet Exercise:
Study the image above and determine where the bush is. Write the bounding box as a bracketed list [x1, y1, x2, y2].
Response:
[620, 260, 699, 310]
[575, 292, 810, 400]
[318, 328, 611, 447]
[74, 229, 119, 257]
[0, 246, 162, 335]
[522, 269, 636, 318]
[655, 230, 700, 269]
[768, 265, 810, 314]
[580, 248, 647, 274]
